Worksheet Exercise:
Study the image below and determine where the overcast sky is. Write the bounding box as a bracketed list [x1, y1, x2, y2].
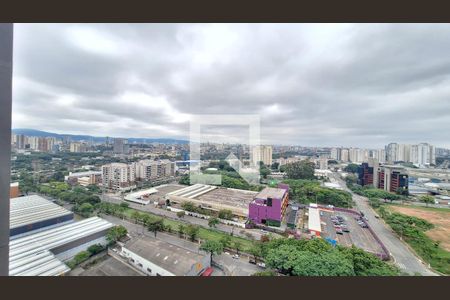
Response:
[11, 24, 450, 148]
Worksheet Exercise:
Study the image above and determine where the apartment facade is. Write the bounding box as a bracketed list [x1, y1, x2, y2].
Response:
[252, 145, 273, 166]
[102, 163, 136, 191]
[135, 159, 175, 181]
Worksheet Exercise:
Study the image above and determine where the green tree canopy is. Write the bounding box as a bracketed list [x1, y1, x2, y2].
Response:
[284, 160, 316, 180]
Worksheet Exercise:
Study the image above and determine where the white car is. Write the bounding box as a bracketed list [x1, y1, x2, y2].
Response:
[232, 254, 240, 259]
[257, 262, 266, 268]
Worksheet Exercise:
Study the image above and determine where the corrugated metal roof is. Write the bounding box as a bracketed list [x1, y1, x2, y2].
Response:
[10, 195, 73, 229]
[9, 217, 114, 276]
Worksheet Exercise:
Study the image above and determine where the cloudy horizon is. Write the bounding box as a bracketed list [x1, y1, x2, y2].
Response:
[11, 24, 450, 148]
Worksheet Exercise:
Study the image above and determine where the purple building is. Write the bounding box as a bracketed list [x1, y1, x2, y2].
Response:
[248, 184, 289, 227]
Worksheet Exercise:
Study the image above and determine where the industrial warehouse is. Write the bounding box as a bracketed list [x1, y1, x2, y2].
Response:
[118, 236, 211, 276]
[124, 184, 186, 205]
[10, 195, 74, 237]
[165, 184, 258, 217]
[9, 216, 114, 276]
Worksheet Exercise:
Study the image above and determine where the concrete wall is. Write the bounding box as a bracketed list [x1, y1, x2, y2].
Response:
[0, 23, 13, 275]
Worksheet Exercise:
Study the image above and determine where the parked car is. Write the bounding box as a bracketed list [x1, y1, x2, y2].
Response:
[336, 229, 343, 235]
[257, 262, 266, 268]
[232, 254, 240, 259]
[342, 228, 350, 233]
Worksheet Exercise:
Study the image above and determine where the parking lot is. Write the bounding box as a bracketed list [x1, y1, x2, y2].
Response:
[320, 209, 384, 255]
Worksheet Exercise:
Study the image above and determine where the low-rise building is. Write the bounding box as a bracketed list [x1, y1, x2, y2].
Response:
[119, 237, 211, 276]
[248, 184, 289, 227]
[10, 182, 20, 198]
[65, 171, 102, 186]
[308, 203, 322, 236]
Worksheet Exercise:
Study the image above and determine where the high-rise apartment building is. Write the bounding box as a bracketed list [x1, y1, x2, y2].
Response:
[341, 149, 349, 162]
[386, 143, 398, 163]
[69, 142, 88, 153]
[252, 145, 273, 166]
[102, 163, 136, 191]
[386, 142, 435, 166]
[135, 159, 175, 181]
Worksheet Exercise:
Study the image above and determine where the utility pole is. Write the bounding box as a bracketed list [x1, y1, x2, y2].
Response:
[0, 23, 13, 276]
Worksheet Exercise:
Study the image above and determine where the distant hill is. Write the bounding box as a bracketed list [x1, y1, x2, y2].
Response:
[12, 128, 189, 144]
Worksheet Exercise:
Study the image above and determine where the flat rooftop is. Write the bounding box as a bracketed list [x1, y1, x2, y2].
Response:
[80, 256, 142, 276]
[195, 187, 257, 209]
[124, 237, 206, 276]
[255, 187, 286, 200]
[308, 207, 322, 233]
[10, 195, 73, 230]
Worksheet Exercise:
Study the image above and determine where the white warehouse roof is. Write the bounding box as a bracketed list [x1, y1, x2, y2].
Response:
[308, 206, 322, 233]
[124, 188, 158, 205]
[9, 217, 114, 276]
[10, 195, 73, 230]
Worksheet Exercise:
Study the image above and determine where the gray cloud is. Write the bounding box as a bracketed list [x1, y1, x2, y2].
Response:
[11, 24, 450, 148]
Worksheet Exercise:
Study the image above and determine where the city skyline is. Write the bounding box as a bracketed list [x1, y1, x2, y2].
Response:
[12, 24, 450, 148]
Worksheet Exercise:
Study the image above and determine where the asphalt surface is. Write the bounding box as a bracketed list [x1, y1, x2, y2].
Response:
[103, 215, 260, 276]
[331, 172, 438, 276]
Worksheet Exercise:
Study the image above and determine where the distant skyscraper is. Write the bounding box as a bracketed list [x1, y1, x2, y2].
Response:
[341, 149, 349, 162]
[113, 138, 128, 154]
[386, 143, 398, 163]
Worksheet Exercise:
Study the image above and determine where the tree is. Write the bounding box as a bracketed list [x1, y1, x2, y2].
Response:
[248, 244, 263, 263]
[51, 171, 65, 182]
[106, 225, 128, 243]
[200, 240, 223, 263]
[78, 202, 94, 216]
[420, 195, 435, 207]
[252, 270, 277, 276]
[87, 244, 105, 255]
[208, 217, 220, 228]
[120, 202, 130, 208]
[261, 237, 399, 276]
[344, 164, 359, 174]
[176, 210, 185, 218]
[219, 235, 232, 249]
[218, 209, 233, 220]
[185, 225, 200, 242]
[284, 160, 316, 180]
[178, 224, 185, 239]
[233, 241, 243, 255]
[147, 218, 164, 237]
[181, 201, 196, 212]
[131, 211, 141, 224]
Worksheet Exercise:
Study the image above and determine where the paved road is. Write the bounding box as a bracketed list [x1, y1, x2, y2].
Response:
[332, 172, 437, 276]
[100, 193, 265, 241]
[103, 215, 259, 276]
